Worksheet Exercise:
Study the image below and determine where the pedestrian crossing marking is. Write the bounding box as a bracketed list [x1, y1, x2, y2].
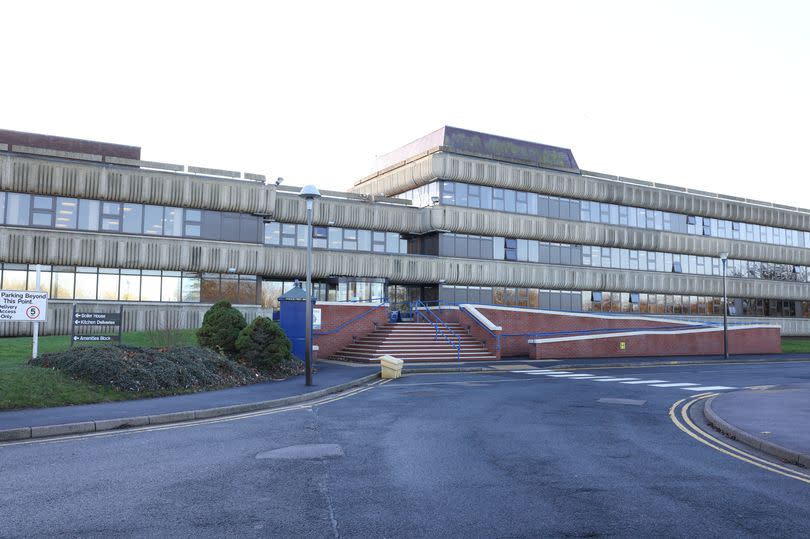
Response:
[512, 370, 740, 393]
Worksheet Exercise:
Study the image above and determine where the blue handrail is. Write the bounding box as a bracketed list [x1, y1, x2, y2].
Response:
[459, 305, 501, 354]
[314, 303, 388, 335]
[413, 300, 462, 362]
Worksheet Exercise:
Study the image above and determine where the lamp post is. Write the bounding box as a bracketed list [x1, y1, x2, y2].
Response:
[720, 252, 729, 359]
[298, 185, 321, 386]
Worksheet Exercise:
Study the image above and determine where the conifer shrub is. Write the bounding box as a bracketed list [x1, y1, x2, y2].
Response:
[235, 316, 302, 376]
[196, 301, 246, 355]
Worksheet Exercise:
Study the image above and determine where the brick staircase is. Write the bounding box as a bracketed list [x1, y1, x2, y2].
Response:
[330, 321, 497, 363]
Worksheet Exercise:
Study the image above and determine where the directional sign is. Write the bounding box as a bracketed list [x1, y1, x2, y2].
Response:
[73, 312, 122, 326]
[72, 335, 120, 343]
[70, 305, 124, 348]
[0, 290, 48, 321]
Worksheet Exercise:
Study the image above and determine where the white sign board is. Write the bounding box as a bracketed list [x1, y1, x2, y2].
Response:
[0, 290, 48, 321]
[313, 308, 322, 330]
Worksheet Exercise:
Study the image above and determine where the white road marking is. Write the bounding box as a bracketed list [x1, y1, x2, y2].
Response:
[593, 378, 640, 382]
[650, 382, 700, 387]
[620, 380, 669, 385]
[546, 374, 596, 378]
[682, 386, 737, 391]
[519, 370, 571, 375]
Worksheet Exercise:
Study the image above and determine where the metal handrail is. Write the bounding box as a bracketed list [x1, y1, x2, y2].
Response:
[313, 302, 388, 335]
[413, 300, 462, 362]
[459, 305, 501, 354]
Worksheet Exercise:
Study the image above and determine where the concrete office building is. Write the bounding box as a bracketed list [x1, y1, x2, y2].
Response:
[0, 127, 808, 349]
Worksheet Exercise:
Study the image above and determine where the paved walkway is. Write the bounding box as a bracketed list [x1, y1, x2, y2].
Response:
[705, 383, 810, 466]
[0, 361, 377, 430]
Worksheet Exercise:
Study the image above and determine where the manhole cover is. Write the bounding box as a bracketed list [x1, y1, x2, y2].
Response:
[256, 444, 344, 460]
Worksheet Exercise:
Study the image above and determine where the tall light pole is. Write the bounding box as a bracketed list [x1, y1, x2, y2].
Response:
[720, 252, 729, 359]
[298, 185, 321, 386]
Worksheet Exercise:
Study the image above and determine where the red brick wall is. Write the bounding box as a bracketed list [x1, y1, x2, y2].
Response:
[529, 327, 781, 359]
[475, 307, 688, 358]
[314, 304, 389, 358]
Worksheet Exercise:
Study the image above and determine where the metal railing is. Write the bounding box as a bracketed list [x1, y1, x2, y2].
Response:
[313, 303, 388, 336]
[459, 304, 501, 355]
[412, 300, 462, 362]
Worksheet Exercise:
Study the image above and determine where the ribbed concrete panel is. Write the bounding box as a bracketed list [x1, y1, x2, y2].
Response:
[431, 206, 810, 266]
[351, 152, 810, 232]
[0, 154, 275, 214]
[5, 228, 810, 301]
[271, 192, 424, 232]
[0, 301, 272, 337]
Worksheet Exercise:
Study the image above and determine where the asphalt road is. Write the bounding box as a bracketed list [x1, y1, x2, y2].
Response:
[2, 361, 810, 538]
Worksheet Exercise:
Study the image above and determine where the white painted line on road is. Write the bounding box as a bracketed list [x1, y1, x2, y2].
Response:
[518, 370, 571, 375]
[682, 386, 737, 391]
[546, 374, 596, 378]
[593, 378, 640, 382]
[650, 382, 700, 387]
[620, 380, 669, 385]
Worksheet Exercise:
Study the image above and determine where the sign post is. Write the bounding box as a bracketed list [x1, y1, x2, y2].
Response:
[0, 282, 48, 359]
[70, 305, 124, 346]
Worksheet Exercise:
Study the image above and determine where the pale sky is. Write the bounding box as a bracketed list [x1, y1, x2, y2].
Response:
[2, 1, 808, 206]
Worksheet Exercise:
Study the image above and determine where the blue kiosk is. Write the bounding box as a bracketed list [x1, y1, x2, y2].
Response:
[278, 281, 316, 362]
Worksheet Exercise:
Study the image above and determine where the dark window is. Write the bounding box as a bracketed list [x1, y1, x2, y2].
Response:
[629, 293, 640, 303]
[221, 213, 241, 242]
[201, 211, 222, 240]
[672, 261, 683, 273]
[687, 215, 696, 225]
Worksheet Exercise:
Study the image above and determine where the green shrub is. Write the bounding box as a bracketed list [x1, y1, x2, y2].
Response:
[196, 301, 246, 355]
[235, 316, 302, 375]
[29, 345, 261, 392]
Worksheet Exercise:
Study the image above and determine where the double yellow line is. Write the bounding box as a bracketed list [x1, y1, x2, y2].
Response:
[1, 379, 390, 448]
[670, 394, 810, 485]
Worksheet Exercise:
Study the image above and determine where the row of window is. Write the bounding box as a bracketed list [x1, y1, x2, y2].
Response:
[439, 283, 810, 318]
[260, 279, 387, 309]
[0, 264, 259, 305]
[406, 180, 810, 249]
[439, 233, 810, 283]
[0, 191, 263, 243]
[263, 222, 409, 254]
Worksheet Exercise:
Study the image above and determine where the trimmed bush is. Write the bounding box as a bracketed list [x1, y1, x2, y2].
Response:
[29, 345, 261, 392]
[196, 301, 246, 355]
[235, 316, 302, 376]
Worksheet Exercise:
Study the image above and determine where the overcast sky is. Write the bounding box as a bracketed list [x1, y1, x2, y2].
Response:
[3, 1, 808, 205]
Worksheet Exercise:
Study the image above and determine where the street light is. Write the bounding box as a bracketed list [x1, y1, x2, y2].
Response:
[298, 185, 321, 386]
[720, 252, 729, 359]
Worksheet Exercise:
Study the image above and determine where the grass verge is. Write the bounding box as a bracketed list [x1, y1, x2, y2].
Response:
[781, 338, 810, 354]
[0, 329, 198, 410]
